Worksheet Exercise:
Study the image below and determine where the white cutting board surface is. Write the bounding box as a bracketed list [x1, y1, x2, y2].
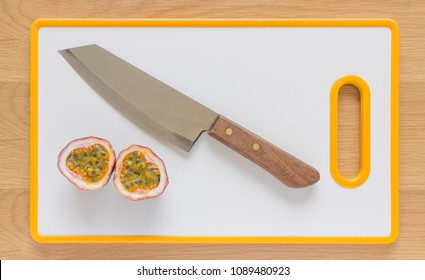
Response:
[31, 19, 398, 243]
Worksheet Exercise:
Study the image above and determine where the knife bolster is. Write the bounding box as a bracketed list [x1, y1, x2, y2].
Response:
[207, 115, 320, 188]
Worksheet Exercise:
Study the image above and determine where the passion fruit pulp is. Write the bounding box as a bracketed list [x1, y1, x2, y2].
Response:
[114, 145, 168, 201]
[58, 136, 116, 190]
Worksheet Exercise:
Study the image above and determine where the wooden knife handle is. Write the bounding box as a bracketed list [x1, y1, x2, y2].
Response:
[208, 115, 320, 188]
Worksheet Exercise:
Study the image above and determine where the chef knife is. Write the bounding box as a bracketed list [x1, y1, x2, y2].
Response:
[59, 44, 320, 187]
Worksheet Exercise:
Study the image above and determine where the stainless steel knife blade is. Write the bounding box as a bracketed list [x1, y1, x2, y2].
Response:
[59, 44, 218, 152]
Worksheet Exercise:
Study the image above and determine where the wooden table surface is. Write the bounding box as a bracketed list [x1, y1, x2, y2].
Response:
[1, 0, 424, 259]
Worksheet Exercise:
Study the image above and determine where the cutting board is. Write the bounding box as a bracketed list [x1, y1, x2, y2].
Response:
[30, 19, 399, 243]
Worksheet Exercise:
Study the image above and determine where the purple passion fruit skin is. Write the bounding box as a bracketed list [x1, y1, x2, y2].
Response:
[58, 136, 116, 191]
[113, 145, 168, 201]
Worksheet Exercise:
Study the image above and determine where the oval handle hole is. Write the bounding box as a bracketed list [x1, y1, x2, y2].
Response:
[330, 75, 370, 188]
[338, 84, 360, 178]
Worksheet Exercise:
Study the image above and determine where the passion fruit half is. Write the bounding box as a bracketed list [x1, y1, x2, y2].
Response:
[113, 145, 168, 201]
[58, 136, 116, 191]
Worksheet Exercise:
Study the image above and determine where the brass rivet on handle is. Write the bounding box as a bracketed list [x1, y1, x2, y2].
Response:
[225, 128, 233, 136]
[252, 143, 260, 151]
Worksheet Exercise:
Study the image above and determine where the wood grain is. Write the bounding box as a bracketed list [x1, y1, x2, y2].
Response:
[208, 115, 320, 187]
[338, 85, 361, 178]
[1, 0, 425, 259]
